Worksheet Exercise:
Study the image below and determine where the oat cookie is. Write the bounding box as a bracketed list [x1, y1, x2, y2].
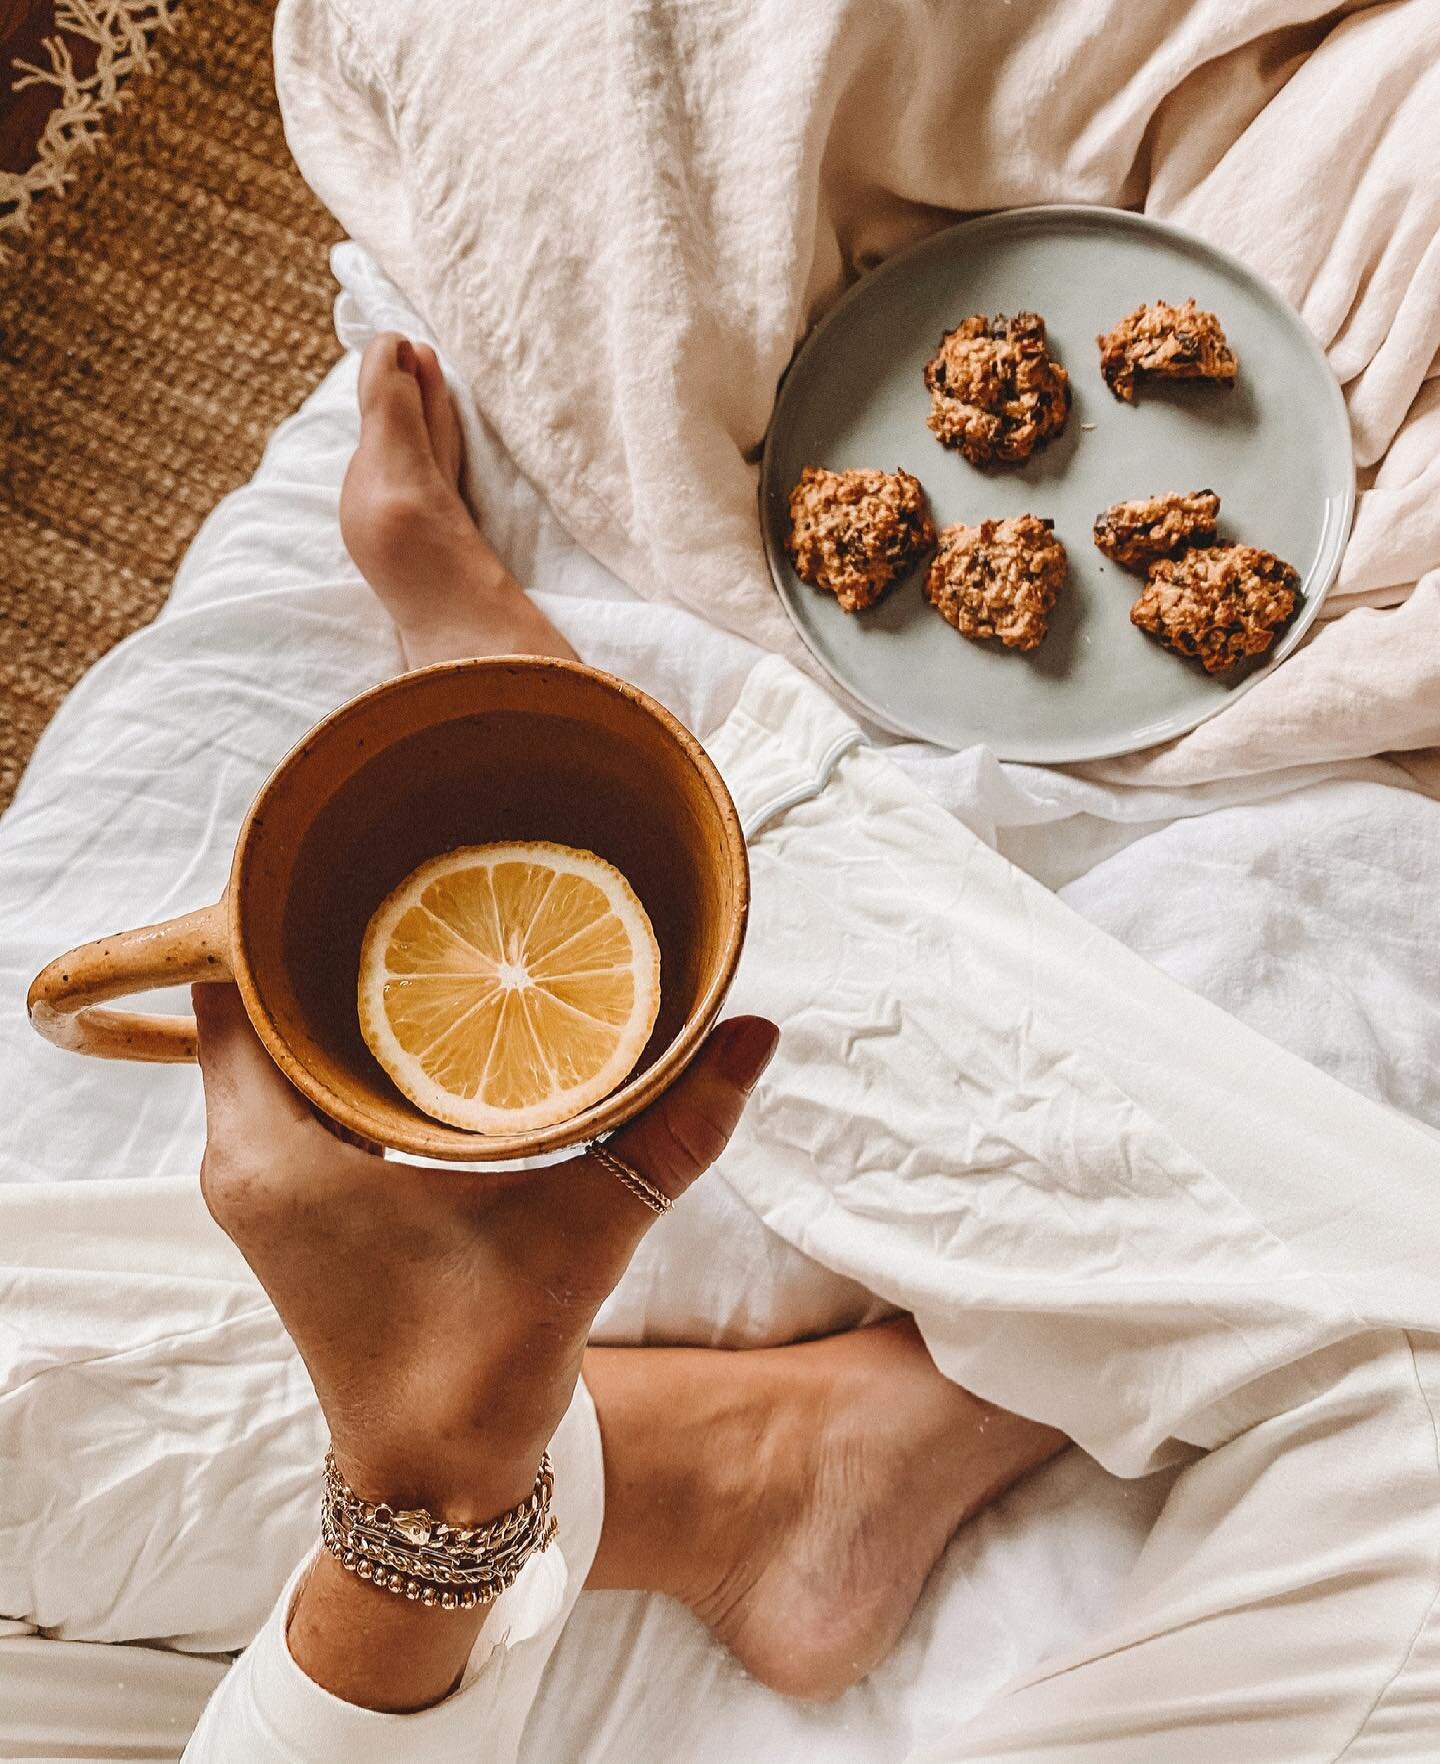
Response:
[1130, 544, 1299, 674]
[786, 465, 936, 613]
[1093, 489, 1220, 574]
[924, 513, 1068, 652]
[923, 311, 1071, 467]
[1097, 299, 1238, 403]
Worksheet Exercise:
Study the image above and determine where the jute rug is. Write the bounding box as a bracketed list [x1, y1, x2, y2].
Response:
[0, 0, 344, 809]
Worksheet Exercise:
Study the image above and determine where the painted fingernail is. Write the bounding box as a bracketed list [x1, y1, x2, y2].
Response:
[396, 339, 415, 372]
[719, 1017, 779, 1093]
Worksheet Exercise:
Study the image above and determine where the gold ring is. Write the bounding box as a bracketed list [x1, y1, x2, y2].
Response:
[587, 1142, 673, 1215]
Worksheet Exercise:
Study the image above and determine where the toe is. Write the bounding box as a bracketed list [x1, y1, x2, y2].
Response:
[342, 334, 469, 591]
[413, 343, 465, 488]
[357, 331, 414, 403]
[354, 333, 437, 479]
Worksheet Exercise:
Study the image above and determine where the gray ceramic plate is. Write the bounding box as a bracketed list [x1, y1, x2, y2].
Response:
[760, 206, 1353, 763]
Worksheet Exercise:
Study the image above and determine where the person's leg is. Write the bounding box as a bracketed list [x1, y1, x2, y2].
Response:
[584, 1319, 1066, 1700]
[912, 1332, 1440, 1762]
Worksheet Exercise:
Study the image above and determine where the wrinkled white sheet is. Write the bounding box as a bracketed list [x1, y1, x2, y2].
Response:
[2, 248, 1438, 1758]
[274, 0, 1440, 790]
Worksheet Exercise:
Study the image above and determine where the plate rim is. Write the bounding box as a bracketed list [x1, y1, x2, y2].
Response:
[759, 202, 1355, 765]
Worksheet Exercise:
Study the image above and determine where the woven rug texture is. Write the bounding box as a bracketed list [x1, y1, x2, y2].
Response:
[0, 0, 343, 809]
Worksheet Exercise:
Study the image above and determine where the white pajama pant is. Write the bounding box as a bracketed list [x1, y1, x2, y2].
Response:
[4, 659, 1440, 1761]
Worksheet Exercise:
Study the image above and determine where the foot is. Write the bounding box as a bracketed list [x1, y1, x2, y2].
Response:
[586, 1319, 1067, 1701]
[338, 332, 575, 668]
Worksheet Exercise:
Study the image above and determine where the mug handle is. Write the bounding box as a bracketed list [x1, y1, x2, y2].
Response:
[27, 898, 232, 1062]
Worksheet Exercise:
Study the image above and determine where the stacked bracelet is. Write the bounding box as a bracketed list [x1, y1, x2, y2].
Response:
[320, 1449, 557, 1610]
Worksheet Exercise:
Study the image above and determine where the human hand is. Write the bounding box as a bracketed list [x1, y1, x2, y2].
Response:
[194, 983, 778, 1524]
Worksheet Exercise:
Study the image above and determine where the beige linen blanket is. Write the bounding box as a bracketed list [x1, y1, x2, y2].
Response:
[274, 0, 1440, 787]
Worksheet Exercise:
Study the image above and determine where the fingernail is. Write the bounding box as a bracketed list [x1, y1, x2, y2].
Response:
[719, 1017, 779, 1093]
[396, 339, 415, 372]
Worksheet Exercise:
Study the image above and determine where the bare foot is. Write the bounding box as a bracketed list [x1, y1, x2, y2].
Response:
[339, 332, 575, 668]
[586, 1319, 1067, 1700]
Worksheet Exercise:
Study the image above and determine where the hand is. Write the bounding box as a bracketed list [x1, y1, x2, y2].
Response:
[194, 984, 778, 1523]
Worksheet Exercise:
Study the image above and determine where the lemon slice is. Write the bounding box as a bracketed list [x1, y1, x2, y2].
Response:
[358, 842, 661, 1134]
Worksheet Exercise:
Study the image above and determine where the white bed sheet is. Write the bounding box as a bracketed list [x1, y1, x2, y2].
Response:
[1, 246, 1437, 1759]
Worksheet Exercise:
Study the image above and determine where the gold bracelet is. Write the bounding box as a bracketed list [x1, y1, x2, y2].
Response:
[587, 1141, 673, 1215]
[321, 1449, 557, 1610]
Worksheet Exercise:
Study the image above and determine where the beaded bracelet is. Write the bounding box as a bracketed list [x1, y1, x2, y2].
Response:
[320, 1448, 557, 1610]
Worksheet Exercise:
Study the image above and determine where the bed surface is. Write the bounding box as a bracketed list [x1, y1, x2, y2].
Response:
[1, 250, 1437, 1760]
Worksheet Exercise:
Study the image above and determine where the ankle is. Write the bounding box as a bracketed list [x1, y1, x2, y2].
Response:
[584, 1345, 784, 1607]
[389, 551, 515, 662]
[583, 1324, 1071, 1702]
[837, 1321, 1067, 1522]
[398, 619, 503, 671]
[394, 575, 575, 669]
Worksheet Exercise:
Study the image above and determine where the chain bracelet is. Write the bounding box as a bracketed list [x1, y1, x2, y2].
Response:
[321, 1448, 558, 1610]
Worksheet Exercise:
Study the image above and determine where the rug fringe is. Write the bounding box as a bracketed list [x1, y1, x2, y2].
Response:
[0, 0, 178, 255]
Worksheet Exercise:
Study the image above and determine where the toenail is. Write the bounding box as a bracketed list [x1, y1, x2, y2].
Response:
[396, 339, 415, 372]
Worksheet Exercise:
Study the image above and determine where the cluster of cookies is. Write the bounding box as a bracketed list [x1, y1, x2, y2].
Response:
[1094, 489, 1298, 674]
[786, 299, 1300, 672]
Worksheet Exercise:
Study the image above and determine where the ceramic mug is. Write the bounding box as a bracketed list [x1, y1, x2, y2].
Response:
[28, 658, 750, 1162]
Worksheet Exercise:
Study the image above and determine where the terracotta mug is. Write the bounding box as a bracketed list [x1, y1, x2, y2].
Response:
[28, 658, 750, 1162]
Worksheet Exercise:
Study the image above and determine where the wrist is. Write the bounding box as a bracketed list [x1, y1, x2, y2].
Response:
[288, 1550, 489, 1713]
[331, 1434, 552, 1527]
[328, 1365, 575, 1523]
[321, 1441, 558, 1618]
